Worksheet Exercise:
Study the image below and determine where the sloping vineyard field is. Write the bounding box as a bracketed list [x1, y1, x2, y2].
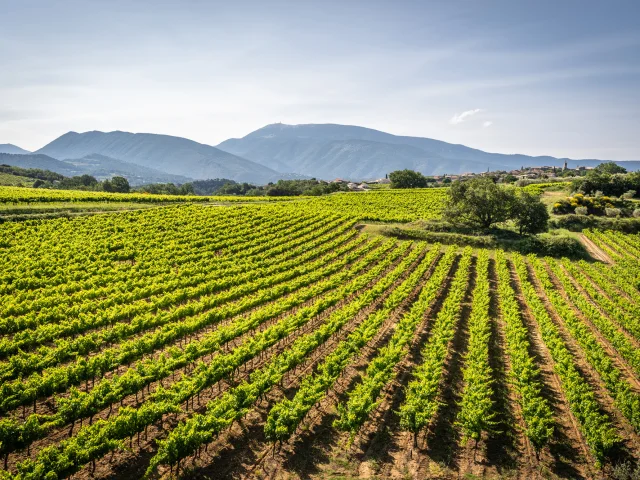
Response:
[0, 188, 639, 479]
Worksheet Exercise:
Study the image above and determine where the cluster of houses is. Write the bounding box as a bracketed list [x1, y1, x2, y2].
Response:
[508, 163, 593, 180]
[328, 162, 596, 190]
[330, 177, 390, 191]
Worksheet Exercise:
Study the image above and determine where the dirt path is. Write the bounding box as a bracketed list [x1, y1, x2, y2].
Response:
[579, 234, 613, 264]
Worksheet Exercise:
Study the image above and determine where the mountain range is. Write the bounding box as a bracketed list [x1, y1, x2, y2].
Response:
[2, 123, 639, 184]
[218, 123, 640, 179]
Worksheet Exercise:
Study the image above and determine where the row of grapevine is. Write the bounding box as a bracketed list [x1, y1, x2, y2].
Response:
[0, 228, 363, 381]
[0, 237, 394, 415]
[493, 250, 554, 452]
[5, 239, 415, 477]
[332, 245, 459, 434]
[141, 244, 427, 476]
[526, 256, 640, 434]
[141, 246, 427, 475]
[542, 258, 640, 377]
[559, 259, 640, 342]
[1, 212, 346, 324]
[0, 220, 357, 359]
[0, 185, 298, 204]
[263, 243, 441, 443]
[456, 250, 495, 443]
[0, 239, 396, 464]
[512, 254, 619, 464]
[0, 209, 327, 329]
[0, 205, 300, 295]
[397, 247, 474, 443]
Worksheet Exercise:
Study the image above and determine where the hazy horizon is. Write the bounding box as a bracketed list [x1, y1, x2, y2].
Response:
[2, 0, 639, 159]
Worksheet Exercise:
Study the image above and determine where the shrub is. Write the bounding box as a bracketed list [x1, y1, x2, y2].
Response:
[549, 215, 640, 233]
[634, 209, 640, 218]
[575, 206, 588, 215]
[622, 189, 637, 199]
[553, 193, 631, 216]
[605, 208, 621, 217]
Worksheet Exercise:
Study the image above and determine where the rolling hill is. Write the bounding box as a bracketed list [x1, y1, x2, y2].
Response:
[0, 153, 82, 176]
[0, 144, 31, 155]
[36, 131, 281, 184]
[0, 153, 192, 186]
[218, 123, 640, 179]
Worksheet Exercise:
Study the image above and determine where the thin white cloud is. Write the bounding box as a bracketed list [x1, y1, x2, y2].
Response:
[483, 120, 493, 128]
[450, 108, 481, 125]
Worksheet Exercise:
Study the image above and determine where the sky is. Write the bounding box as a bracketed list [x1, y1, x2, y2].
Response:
[1, 0, 639, 159]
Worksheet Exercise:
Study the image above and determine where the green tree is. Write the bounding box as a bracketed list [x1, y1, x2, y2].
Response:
[388, 169, 428, 189]
[444, 177, 515, 229]
[594, 162, 627, 174]
[103, 176, 130, 193]
[511, 191, 549, 235]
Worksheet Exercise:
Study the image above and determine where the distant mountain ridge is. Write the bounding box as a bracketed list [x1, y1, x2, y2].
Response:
[0, 144, 31, 155]
[4, 124, 639, 185]
[0, 152, 192, 186]
[36, 131, 281, 184]
[218, 123, 640, 179]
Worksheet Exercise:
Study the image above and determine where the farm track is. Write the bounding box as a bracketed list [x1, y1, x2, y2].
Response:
[579, 234, 613, 263]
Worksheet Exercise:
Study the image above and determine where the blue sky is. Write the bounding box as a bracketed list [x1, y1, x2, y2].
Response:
[1, 0, 639, 159]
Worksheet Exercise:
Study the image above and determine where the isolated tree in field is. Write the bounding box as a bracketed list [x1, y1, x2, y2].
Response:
[389, 169, 428, 189]
[511, 191, 549, 235]
[445, 177, 514, 229]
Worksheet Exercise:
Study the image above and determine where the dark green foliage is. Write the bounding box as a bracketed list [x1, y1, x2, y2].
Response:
[446, 178, 548, 234]
[572, 171, 640, 197]
[136, 183, 194, 195]
[382, 226, 586, 258]
[512, 191, 549, 235]
[214, 179, 349, 197]
[388, 169, 428, 189]
[550, 215, 640, 233]
[594, 162, 627, 174]
[59, 175, 99, 189]
[102, 176, 130, 193]
[190, 178, 237, 195]
[0, 164, 64, 182]
[445, 177, 515, 229]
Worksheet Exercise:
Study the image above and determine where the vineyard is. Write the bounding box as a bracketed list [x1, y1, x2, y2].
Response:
[1, 187, 640, 479]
